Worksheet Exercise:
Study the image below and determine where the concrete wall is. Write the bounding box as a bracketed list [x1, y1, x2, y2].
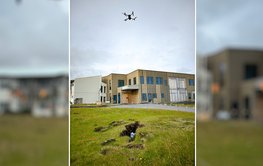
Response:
[74, 76, 101, 104]
[103, 74, 126, 104]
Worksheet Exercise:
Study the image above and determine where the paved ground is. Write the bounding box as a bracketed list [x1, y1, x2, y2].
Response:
[110, 103, 195, 112]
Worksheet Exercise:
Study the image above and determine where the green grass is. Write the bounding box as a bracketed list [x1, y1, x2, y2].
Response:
[0, 115, 68, 166]
[197, 120, 263, 166]
[71, 108, 195, 166]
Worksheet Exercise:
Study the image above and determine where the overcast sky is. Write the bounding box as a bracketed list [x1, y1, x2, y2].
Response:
[197, 0, 263, 56]
[0, 0, 68, 76]
[71, 0, 195, 79]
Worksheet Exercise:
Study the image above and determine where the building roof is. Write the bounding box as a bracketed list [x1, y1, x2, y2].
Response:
[106, 69, 194, 76]
[206, 47, 263, 58]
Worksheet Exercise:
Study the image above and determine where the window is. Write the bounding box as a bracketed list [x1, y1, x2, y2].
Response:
[189, 79, 195, 86]
[156, 77, 163, 85]
[142, 93, 147, 101]
[118, 80, 124, 87]
[244, 64, 257, 80]
[161, 93, 164, 98]
[104, 86, 106, 93]
[140, 76, 144, 84]
[147, 76, 154, 84]
[100, 86, 103, 93]
[188, 93, 191, 99]
[113, 95, 117, 103]
[109, 80, 111, 90]
[133, 77, 136, 85]
[129, 79, 131, 85]
[153, 93, 157, 98]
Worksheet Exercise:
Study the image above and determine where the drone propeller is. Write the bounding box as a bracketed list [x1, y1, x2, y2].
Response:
[132, 17, 137, 20]
[123, 12, 127, 16]
[132, 11, 134, 16]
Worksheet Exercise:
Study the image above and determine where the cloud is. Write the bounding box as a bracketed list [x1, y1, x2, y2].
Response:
[197, 0, 263, 55]
[0, 0, 68, 74]
[71, 0, 195, 79]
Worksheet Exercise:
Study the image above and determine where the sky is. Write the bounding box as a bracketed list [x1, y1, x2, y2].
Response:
[197, 0, 263, 56]
[71, 0, 195, 79]
[0, 0, 68, 76]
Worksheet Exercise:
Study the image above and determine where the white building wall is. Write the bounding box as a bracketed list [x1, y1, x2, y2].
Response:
[73, 76, 102, 104]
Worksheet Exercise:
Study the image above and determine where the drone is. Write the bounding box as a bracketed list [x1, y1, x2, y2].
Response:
[123, 11, 137, 21]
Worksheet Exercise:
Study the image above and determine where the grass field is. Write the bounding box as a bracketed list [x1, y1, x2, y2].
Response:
[197, 120, 263, 166]
[71, 107, 195, 166]
[0, 115, 68, 166]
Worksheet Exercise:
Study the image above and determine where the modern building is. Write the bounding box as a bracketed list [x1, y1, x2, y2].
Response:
[0, 75, 68, 117]
[207, 48, 263, 120]
[71, 69, 195, 105]
[102, 69, 195, 104]
[71, 76, 107, 104]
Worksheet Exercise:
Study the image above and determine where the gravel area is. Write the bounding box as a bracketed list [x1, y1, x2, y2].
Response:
[110, 103, 195, 112]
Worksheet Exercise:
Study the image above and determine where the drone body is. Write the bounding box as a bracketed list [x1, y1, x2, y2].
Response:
[123, 11, 137, 21]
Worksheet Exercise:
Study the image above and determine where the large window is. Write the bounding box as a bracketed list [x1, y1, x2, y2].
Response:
[147, 76, 154, 84]
[244, 64, 257, 80]
[129, 79, 131, 85]
[156, 77, 163, 85]
[140, 76, 144, 84]
[169, 77, 187, 102]
[189, 79, 195, 86]
[118, 80, 124, 87]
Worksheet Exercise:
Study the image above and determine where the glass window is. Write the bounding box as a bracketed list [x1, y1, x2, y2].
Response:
[129, 79, 131, 85]
[188, 93, 191, 99]
[189, 79, 195, 86]
[133, 77, 136, 85]
[118, 80, 124, 87]
[156, 77, 163, 85]
[113, 95, 117, 103]
[147, 76, 154, 84]
[140, 76, 144, 84]
[161, 93, 164, 98]
[244, 64, 258, 80]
